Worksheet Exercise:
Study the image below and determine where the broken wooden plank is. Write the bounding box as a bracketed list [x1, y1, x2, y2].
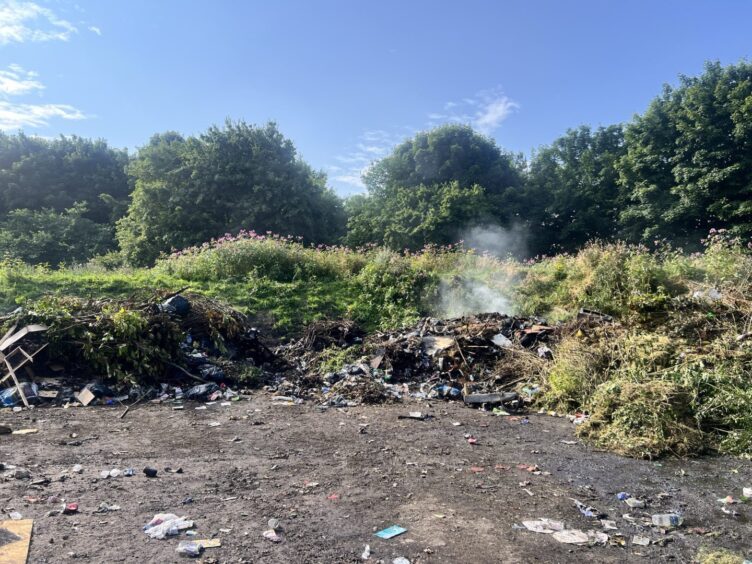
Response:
[0, 518, 32, 564]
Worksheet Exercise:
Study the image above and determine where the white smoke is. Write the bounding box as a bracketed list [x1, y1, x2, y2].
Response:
[434, 224, 527, 318]
[463, 223, 528, 259]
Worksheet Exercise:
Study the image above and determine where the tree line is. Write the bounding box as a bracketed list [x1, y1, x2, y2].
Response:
[0, 61, 750, 266]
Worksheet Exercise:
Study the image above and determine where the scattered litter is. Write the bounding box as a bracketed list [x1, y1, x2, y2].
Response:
[361, 544, 371, 560]
[195, 539, 221, 548]
[375, 525, 407, 539]
[616, 492, 631, 501]
[94, 502, 120, 513]
[464, 392, 518, 406]
[72, 464, 83, 474]
[393, 558, 411, 564]
[143, 467, 158, 478]
[521, 519, 565, 534]
[62, 503, 78, 515]
[552, 529, 589, 544]
[398, 412, 426, 420]
[11, 428, 38, 435]
[651, 513, 683, 528]
[588, 530, 609, 545]
[743, 487, 752, 498]
[262, 529, 283, 543]
[143, 513, 194, 539]
[76, 388, 96, 407]
[600, 520, 618, 530]
[573, 499, 601, 518]
[0, 518, 32, 562]
[632, 535, 650, 546]
[625, 498, 645, 509]
[176, 540, 204, 557]
[492, 333, 513, 348]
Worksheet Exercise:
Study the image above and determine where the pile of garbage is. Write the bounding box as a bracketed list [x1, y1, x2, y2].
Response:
[277, 313, 557, 408]
[0, 293, 562, 411]
[0, 292, 280, 408]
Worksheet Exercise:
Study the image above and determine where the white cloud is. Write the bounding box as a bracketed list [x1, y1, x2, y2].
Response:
[0, 0, 77, 45]
[0, 101, 85, 129]
[330, 129, 408, 192]
[473, 95, 518, 134]
[0, 63, 43, 95]
[87, 25, 100, 35]
[0, 63, 89, 130]
[333, 173, 365, 189]
[328, 88, 518, 194]
[435, 89, 518, 134]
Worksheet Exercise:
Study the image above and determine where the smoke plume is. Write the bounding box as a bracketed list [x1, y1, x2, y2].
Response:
[434, 224, 527, 318]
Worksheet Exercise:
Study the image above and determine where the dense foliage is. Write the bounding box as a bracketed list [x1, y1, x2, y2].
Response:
[0, 133, 128, 263]
[617, 61, 752, 245]
[346, 125, 524, 249]
[1, 61, 751, 264]
[117, 122, 346, 265]
[521, 125, 626, 254]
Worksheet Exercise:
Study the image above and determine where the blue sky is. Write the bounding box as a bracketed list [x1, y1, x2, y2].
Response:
[1, 0, 751, 195]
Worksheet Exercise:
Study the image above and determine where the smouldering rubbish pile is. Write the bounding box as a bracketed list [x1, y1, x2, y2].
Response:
[0, 292, 561, 413]
[275, 313, 558, 408]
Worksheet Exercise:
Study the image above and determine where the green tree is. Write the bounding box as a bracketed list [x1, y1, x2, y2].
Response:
[0, 203, 113, 265]
[346, 124, 524, 249]
[0, 133, 129, 224]
[522, 125, 626, 254]
[0, 133, 129, 264]
[618, 61, 752, 245]
[117, 121, 346, 266]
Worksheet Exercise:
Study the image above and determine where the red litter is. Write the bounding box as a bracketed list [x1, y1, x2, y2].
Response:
[63, 503, 78, 514]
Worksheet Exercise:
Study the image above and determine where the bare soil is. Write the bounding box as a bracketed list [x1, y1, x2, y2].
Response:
[1, 397, 750, 563]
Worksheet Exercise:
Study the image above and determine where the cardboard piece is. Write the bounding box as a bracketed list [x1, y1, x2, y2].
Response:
[76, 388, 95, 407]
[0, 519, 33, 564]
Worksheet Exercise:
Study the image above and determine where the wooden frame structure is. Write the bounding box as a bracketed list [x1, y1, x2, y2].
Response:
[0, 324, 47, 408]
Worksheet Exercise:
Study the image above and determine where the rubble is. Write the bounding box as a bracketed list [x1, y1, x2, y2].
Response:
[273, 313, 555, 406]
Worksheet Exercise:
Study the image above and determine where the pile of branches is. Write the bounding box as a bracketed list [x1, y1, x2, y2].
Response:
[1, 292, 276, 387]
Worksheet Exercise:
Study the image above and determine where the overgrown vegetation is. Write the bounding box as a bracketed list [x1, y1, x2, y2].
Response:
[2, 229, 751, 459]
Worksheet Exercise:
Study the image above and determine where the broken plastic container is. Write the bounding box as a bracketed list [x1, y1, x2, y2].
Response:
[651, 513, 683, 528]
[0, 382, 38, 406]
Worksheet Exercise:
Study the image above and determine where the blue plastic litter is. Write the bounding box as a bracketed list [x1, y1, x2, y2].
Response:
[374, 525, 407, 539]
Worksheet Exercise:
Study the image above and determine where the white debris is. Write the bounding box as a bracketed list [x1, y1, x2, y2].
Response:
[522, 518, 565, 534]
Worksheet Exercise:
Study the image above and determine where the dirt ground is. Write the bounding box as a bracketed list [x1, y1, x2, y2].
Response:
[1, 396, 750, 563]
